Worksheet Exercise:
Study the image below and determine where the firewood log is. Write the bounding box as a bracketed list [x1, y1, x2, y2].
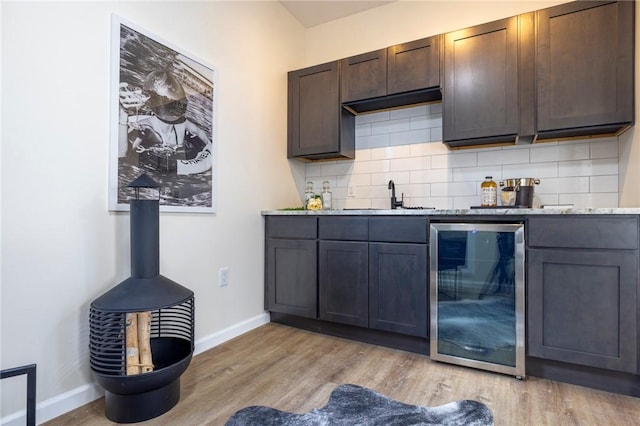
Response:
[137, 312, 154, 373]
[125, 313, 140, 375]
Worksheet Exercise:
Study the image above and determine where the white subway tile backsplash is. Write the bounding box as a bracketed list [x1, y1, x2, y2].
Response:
[353, 159, 390, 174]
[453, 166, 499, 182]
[559, 158, 618, 177]
[322, 161, 354, 177]
[391, 104, 429, 119]
[590, 138, 618, 158]
[530, 143, 560, 163]
[371, 145, 411, 160]
[306, 163, 324, 178]
[410, 168, 453, 184]
[423, 196, 454, 209]
[409, 115, 430, 130]
[560, 192, 619, 208]
[536, 177, 589, 194]
[306, 104, 620, 208]
[371, 171, 410, 186]
[410, 140, 448, 156]
[453, 196, 481, 209]
[431, 181, 478, 197]
[431, 152, 477, 169]
[503, 162, 558, 179]
[355, 148, 372, 161]
[430, 127, 443, 142]
[355, 123, 372, 137]
[389, 128, 430, 146]
[430, 103, 443, 114]
[390, 156, 431, 172]
[371, 183, 399, 198]
[478, 148, 529, 166]
[339, 173, 371, 189]
[536, 193, 559, 207]
[557, 142, 590, 161]
[590, 175, 618, 193]
[356, 133, 390, 149]
[410, 114, 442, 130]
[372, 118, 411, 135]
[357, 110, 390, 124]
[403, 183, 431, 198]
[352, 185, 374, 198]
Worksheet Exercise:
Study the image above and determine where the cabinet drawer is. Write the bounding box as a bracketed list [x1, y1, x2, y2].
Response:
[369, 217, 427, 243]
[266, 216, 317, 239]
[528, 216, 638, 250]
[319, 217, 368, 241]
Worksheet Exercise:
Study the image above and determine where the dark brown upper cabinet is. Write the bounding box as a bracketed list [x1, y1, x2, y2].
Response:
[387, 36, 441, 95]
[288, 61, 355, 161]
[443, 14, 535, 148]
[536, 1, 634, 140]
[341, 49, 388, 104]
[341, 36, 442, 114]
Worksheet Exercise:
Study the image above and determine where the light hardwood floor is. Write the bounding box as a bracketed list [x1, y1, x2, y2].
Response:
[45, 323, 640, 425]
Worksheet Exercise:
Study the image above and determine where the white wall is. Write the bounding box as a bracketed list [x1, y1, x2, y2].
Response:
[1, 1, 304, 423]
[301, 0, 640, 208]
[303, 1, 569, 65]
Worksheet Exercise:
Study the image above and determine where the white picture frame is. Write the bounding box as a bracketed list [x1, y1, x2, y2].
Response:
[109, 14, 217, 213]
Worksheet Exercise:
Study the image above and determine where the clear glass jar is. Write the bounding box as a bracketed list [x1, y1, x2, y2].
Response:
[304, 182, 314, 209]
[321, 181, 332, 210]
[481, 176, 497, 207]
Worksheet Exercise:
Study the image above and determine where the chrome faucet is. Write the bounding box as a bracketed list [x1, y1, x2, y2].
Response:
[388, 180, 404, 209]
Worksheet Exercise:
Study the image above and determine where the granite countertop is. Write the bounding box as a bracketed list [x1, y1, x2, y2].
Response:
[262, 207, 640, 216]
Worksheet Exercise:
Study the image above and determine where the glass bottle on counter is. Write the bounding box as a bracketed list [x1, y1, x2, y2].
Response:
[321, 181, 332, 210]
[481, 176, 497, 207]
[304, 182, 314, 209]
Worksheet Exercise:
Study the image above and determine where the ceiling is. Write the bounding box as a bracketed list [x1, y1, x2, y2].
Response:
[280, 1, 395, 28]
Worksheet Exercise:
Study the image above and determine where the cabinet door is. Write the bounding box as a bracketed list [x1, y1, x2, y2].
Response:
[369, 243, 428, 337]
[387, 35, 440, 95]
[340, 49, 387, 103]
[527, 249, 638, 373]
[443, 17, 520, 145]
[319, 241, 369, 327]
[266, 239, 317, 318]
[536, 1, 634, 137]
[288, 61, 355, 160]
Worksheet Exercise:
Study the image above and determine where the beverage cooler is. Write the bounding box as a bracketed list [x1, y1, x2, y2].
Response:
[429, 223, 525, 378]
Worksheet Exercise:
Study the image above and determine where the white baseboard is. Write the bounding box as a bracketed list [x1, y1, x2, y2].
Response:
[194, 312, 270, 355]
[1, 312, 271, 426]
[0, 383, 104, 426]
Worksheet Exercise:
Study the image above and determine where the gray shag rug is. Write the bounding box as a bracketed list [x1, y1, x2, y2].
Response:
[225, 384, 494, 425]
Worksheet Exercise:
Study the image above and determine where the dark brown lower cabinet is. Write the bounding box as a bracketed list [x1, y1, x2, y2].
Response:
[319, 241, 369, 327]
[317, 217, 429, 337]
[527, 249, 638, 373]
[369, 243, 428, 338]
[266, 238, 317, 319]
[319, 241, 428, 337]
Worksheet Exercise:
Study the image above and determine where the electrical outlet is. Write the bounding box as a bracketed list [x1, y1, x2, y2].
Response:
[347, 185, 356, 197]
[219, 267, 229, 287]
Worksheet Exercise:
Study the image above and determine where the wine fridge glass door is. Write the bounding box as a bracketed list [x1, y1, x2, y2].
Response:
[429, 222, 525, 378]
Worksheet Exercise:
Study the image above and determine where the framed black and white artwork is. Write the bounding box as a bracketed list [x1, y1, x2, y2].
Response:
[109, 14, 217, 213]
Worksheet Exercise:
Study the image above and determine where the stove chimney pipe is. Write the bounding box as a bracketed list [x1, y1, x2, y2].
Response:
[128, 174, 160, 278]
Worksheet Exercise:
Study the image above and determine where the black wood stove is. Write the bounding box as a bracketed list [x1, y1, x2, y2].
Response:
[89, 174, 194, 423]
